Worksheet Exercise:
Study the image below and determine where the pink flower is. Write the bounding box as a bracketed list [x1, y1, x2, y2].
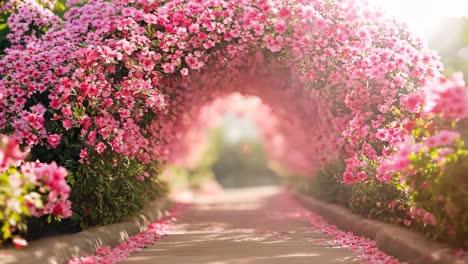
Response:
[185, 54, 201, 70]
[61, 107, 72, 117]
[141, 59, 155, 72]
[136, 175, 144, 181]
[0, 136, 26, 170]
[79, 148, 88, 163]
[188, 23, 200, 33]
[424, 73, 468, 119]
[251, 21, 265, 36]
[47, 134, 62, 148]
[264, 35, 284, 52]
[62, 119, 74, 130]
[437, 130, 460, 145]
[274, 20, 287, 34]
[87, 131, 97, 145]
[422, 212, 436, 226]
[162, 63, 175, 73]
[343, 172, 356, 184]
[401, 92, 424, 113]
[49, 98, 62, 110]
[356, 171, 368, 182]
[27, 113, 44, 130]
[52, 200, 72, 218]
[95, 142, 106, 154]
[439, 147, 453, 157]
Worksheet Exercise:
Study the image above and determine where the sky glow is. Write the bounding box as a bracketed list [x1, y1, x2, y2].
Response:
[376, 0, 468, 40]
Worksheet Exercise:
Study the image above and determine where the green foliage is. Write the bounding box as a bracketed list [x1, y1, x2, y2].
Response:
[213, 137, 279, 188]
[437, 152, 468, 247]
[349, 179, 411, 225]
[292, 160, 412, 231]
[295, 160, 351, 207]
[403, 137, 468, 247]
[69, 153, 167, 228]
[53, 0, 69, 17]
[0, 2, 10, 54]
[26, 125, 168, 232]
[30, 127, 83, 173]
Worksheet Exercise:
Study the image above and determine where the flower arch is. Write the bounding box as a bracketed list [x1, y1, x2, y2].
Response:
[0, 0, 444, 231]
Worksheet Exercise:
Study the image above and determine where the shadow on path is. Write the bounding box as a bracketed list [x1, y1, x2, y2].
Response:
[119, 186, 362, 264]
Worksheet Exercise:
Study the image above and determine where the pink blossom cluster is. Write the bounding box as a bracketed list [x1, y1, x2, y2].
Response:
[0, 135, 71, 245]
[409, 206, 436, 226]
[68, 203, 186, 264]
[1, 0, 62, 44]
[423, 73, 468, 119]
[381, 74, 468, 177]
[0, 135, 26, 170]
[377, 73, 468, 238]
[22, 161, 72, 218]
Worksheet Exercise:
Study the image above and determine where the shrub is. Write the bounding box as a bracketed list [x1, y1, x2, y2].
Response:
[299, 160, 411, 227]
[349, 179, 411, 226]
[306, 160, 351, 207]
[69, 153, 167, 228]
[382, 74, 468, 247]
[399, 125, 468, 247]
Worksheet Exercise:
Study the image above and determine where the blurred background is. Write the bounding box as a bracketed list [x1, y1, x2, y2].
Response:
[162, 114, 279, 194]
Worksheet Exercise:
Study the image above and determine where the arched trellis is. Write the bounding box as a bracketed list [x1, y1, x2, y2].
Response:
[0, 0, 441, 181]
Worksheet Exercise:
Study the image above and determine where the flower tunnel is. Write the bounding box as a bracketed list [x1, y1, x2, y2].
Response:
[2, 0, 468, 249]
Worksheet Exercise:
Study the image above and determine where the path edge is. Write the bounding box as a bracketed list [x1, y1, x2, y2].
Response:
[294, 192, 466, 264]
[0, 198, 172, 264]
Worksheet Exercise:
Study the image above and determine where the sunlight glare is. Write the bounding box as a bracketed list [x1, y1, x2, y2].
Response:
[375, 0, 468, 40]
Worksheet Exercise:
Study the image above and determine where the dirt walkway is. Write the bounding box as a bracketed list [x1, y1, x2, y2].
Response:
[119, 186, 362, 264]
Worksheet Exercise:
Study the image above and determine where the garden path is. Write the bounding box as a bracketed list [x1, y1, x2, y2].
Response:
[119, 186, 363, 264]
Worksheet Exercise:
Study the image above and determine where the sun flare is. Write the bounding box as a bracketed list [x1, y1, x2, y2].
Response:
[375, 0, 468, 40]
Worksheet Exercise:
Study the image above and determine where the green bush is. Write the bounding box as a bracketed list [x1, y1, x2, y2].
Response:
[349, 179, 411, 226]
[294, 160, 412, 229]
[432, 152, 468, 247]
[307, 160, 351, 207]
[403, 133, 468, 247]
[69, 153, 167, 228]
[289, 160, 351, 207]
[21, 103, 168, 230]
